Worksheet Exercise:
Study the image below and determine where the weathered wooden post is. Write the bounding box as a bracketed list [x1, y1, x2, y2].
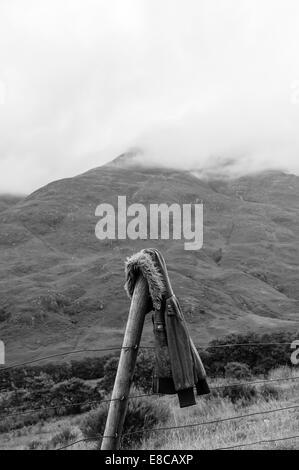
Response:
[101, 274, 150, 450]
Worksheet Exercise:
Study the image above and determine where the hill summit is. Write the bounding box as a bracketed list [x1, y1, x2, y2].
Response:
[0, 154, 299, 363]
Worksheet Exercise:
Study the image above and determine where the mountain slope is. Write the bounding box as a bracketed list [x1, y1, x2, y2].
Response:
[0, 157, 299, 363]
[0, 195, 23, 213]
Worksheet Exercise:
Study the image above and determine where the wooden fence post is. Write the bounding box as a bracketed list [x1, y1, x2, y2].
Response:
[101, 274, 150, 450]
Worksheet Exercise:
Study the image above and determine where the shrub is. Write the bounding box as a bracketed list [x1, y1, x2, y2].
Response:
[80, 392, 169, 449]
[211, 384, 257, 405]
[70, 357, 106, 380]
[258, 383, 280, 401]
[0, 356, 108, 392]
[223, 384, 257, 404]
[48, 378, 103, 415]
[101, 350, 154, 394]
[50, 427, 78, 448]
[27, 439, 44, 450]
[224, 362, 252, 380]
[204, 331, 298, 376]
[0, 413, 42, 434]
[37, 362, 72, 383]
[0, 377, 103, 433]
[96, 356, 118, 393]
[24, 372, 55, 394]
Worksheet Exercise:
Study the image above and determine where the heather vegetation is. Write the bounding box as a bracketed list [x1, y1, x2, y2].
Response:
[0, 331, 298, 450]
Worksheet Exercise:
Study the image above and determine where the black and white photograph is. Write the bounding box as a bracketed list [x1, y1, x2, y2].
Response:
[0, 0, 299, 458]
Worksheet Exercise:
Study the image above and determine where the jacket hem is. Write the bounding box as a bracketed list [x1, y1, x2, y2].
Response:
[196, 378, 210, 396]
[177, 387, 196, 408]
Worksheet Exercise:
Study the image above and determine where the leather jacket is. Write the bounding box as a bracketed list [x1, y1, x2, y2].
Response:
[125, 248, 210, 408]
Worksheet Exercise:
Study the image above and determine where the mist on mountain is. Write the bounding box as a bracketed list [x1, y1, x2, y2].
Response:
[0, 156, 298, 363]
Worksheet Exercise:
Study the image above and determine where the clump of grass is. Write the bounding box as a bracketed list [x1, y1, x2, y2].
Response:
[140, 366, 298, 450]
[27, 439, 44, 450]
[27, 426, 78, 450]
[214, 384, 257, 405]
[5, 365, 298, 451]
[224, 362, 252, 380]
[49, 426, 78, 448]
[258, 383, 280, 401]
[80, 389, 169, 449]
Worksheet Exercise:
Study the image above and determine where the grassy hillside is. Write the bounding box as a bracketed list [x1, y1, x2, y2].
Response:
[0, 156, 299, 363]
[1, 366, 298, 450]
[0, 195, 23, 213]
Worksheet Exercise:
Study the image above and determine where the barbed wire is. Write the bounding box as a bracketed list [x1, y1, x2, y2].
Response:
[217, 434, 299, 450]
[120, 402, 299, 440]
[58, 433, 299, 451]
[211, 375, 299, 390]
[0, 392, 151, 419]
[1, 341, 298, 451]
[56, 402, 299, 450]
[0, 341, 296, 373]
[0, 347, 127, 372]
[1, 375, 299, 421]
[205, 342, 294, 349]
[58, 436, 101, 450]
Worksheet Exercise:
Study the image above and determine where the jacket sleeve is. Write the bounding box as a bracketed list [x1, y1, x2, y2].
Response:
[189, 338, 210, 395]
[152, 301, 197, 406]
[165, 295, 210, 396]
[164, 295, 197, 391]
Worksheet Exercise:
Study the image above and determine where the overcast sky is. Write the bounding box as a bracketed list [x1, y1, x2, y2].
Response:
[1, 0, 299, 193]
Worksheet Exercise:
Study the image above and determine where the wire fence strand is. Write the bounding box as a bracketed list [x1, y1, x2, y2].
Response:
[58, 432, 299, 451]
[58, 437, 101, 450]
[217, 434, 299, 450]
[56, 402, 299, 450]
[211, 375, 299, 390]
[120, 403, 299, 440]
[0, 347, 131, 372]
[0, 392, 152, 419]
[1, 375, 299, 421]
[0, 341, 296, 372]
[1, 340, 299, 451]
